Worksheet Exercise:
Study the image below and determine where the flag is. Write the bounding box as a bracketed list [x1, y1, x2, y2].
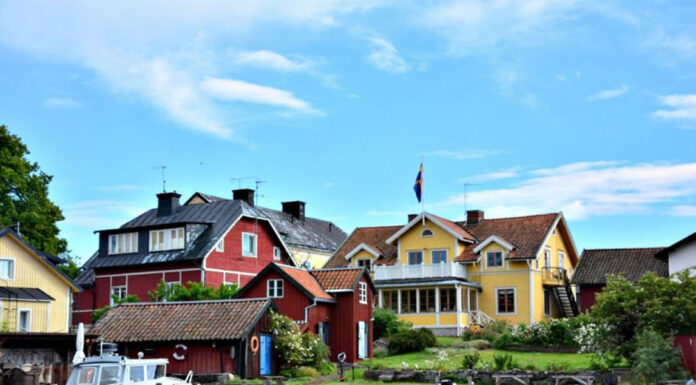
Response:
[413, 162, 423, 203]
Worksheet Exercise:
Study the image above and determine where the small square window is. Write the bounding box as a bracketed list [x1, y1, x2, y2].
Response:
[0, 259, 15, 280]
[111, 286, 127, 306]
[267, 279, 283, 298]
[486, 251, 503, 268]
[407, 251, 423, 265]
[357, 259, 372, 271]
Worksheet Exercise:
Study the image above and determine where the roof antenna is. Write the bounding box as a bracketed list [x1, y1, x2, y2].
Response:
[230, 176, 256, 189]
[461, 183, 481, 213]
[255, 180, 266, 205]
[153, 165, 167, 192]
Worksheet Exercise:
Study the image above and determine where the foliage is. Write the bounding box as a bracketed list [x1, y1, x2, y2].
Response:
[148, 280, 239, 301]
[461, 351, 481, 369]
[629, 329, 687, 385]
[493, 330, 519, 349]
[591, 271, 696, 359]
[319, 362, 336, 375]
[462, 324, 498, 342]
[590, 353, 623, 373]
[373, 308, 412, 339]
[270, 311, 328, 370]
[388, 328, 438, 355]
[91, 294, 141, 322]
[0, 125, 67, 256]
[491, 353, 520, 371]
[373, 347, 388, 358]
[57, 253, 81, 279]
[545, 362, 570, 372]
[279, 366, 319, 378]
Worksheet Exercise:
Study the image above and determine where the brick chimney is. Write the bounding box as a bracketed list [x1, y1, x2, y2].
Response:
[282, 201, 305, 221]
[466, 210, 484, 225]
[408, 213, 419, 222]
[232, 189, 255, 206]
[157, 192, 181, 217]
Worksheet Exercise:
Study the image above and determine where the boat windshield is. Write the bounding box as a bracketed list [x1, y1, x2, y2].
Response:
[71, 365, 121, 385]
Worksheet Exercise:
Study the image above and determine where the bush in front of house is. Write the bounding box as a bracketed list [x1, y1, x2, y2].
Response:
[492, 353, 520, 371]
[629, 328, 687, 385]
[269, 311, 329, 372]
[460, 350, 481, 369]
[388, 327, 438, 355]
[373, 308, 412, 340]
[279, 366, 319, 378]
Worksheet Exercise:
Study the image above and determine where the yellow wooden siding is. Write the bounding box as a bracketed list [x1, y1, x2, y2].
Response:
[0, 236, 73, 332]
[399, 314, 437, 326]
[288, 246, 333, 269]
[398, 219, 457, 264]
[350, 249, 378, 268]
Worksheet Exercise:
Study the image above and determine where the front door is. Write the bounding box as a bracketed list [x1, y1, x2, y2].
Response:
[357, 321, 368, 359]
[260, 334, 272, 376]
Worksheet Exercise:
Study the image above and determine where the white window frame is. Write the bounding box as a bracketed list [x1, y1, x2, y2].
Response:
[149, 227, 185, 252]
[0, 258, 15, 280]
[407, 250, 423, 265]
[430, 249, 448, 264]
[108, 232, 138, 255]
[544, 247, 551, 268]
[558, 250, 565, 270]
[357, 259, 372, 271]
[273, 246, 281, 261]
[495, 287, 517, 315]
[267, 279, 284, 298]
[18, 308, 31, 332]
[242, 232, 257, 257]
[358, 282, 368, 304]
[111, 286, 127, 306]
[215, 238, 224, 252]
[420, 228, 434, 238]
[485, 251, 504, 268]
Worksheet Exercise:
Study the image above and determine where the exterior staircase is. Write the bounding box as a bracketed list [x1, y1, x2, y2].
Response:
[545, 267, 579, 317]
[470, 310, 494, 326]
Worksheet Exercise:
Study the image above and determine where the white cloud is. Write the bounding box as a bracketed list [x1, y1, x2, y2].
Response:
[587, 84, 629, 101]
[201, 77, 320, 115]
[652, 94, 696, 121]
[670, 205, 696, 216]
[426, 149, 502, 160]
[366, 37, 411, 74]
[43, 98, 82, 109]
[233, 50, 310, 72]
[63, 200, 146, 228]
[441, 161, 696, 220]
[462, 167, 521, 183]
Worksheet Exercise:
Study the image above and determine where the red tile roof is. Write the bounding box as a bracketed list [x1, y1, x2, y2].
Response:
[277, 264, 333, 300]
[429, 213, 476, 242]
[325, 226, 401, 268]
[90, 299, 270, 342]
[310, 268, 364, 291]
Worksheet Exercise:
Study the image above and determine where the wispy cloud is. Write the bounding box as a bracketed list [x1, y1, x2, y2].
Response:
[440, 161, 696, 220]
[233, 50, 311, 72]
[587, 85, 629, 101]
[366, 37, 411, 74]
[652, 94, 696, 123]
[669, 205, 696, 216]
[63, 200, 146, 228]
[426, 149, 502, 160]
[43, 97, 83, 109]
[97, 184, 143, 192]
[462, 167, 521, 183]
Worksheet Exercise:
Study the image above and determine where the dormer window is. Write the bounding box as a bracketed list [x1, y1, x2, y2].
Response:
[149, 228, 185, 252]
[420, 229, 434, 238]
[109, 233, 138, 255]
[486, 251, 503, 268]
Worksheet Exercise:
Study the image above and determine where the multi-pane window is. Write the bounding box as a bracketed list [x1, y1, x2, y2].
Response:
[149, 228, 184, 252]
[109, 232, 138, 255]
[18, 309, 30, 332]
[407, 251, 423, 265]
[273, 246, 281, 261]
[242, 233, 257, 257]
[431, 250, 447, 264]
[419, 289, 436, 312]
[497, 288, 515, 314]
[421, 229, 434, 237]
[486, 251, 503, 268]
[111, 286, 127, 306]
[0, 259, 15, 280]
[401, 289, 417, 313]
[267, 279, 283, 298]
[440, 288, 457, 312]
[359, 282, 368, 304]
[382, 291, 398, 312]
[544, 289, 551, 316]
[558, 251, 565, 270]
[357, 259, 372, 271]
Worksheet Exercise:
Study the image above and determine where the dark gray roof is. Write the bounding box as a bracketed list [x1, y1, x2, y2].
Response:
[571, 247, 668, 285]
[0, 287, 54, 301]
[256, 207, 346, 253]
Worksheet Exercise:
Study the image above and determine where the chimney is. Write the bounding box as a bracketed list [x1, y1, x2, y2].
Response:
[466, 210, 484, 225]
[282, 201, 305, 221]
[157, 192, 181, 217]
[232, 188, 255, 206]
[408, 213, 419, 222]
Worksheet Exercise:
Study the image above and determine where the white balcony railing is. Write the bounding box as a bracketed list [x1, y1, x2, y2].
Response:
[374, 262, 467, 281]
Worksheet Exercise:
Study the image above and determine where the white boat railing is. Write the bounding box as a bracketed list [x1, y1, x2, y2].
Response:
[374, 262, 467, 281]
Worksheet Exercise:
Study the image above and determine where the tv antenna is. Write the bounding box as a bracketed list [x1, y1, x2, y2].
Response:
[461, 183, 482, 213]
[230, 176, 256, 189]
[255, 180, 266, 204]
[153, 165, 167, 192]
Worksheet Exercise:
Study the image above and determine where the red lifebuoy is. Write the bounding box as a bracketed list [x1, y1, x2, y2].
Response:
[173, 344, 188, 361]
[250, 336, 259, 354]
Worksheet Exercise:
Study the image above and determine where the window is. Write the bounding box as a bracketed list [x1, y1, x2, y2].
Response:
[421, 228, 434, 237]
[0, 259, 15, 280]
[147, 365, 165, 380]
[440, 288, 457, 312]
[99, 365, 120, 385]
[544, 289, 551, 316]
[558, 250, 565, 270]
[431, 250, 447, 264]
[496, 288, 516, 314]
[544, 248, 551, 268]
[108, 232, 138, 255]
[318, 322, 330, 345]
[129, 366, 145, 382]
[359, 282, 368, 304]
[419, 289, 435, 312]
[18, 309, 30, 332]
[215, 239, 224, 252]
[110, 286, 126, 306]
[273, 246, 281, 261]
[149, 228, 184, 252]
[407, 251, 423, 265]
[382, 291, 398, 312]
[400, 289, 417, 313]
[486, 251, 503, 268]
[357, 259, 372, 271]
[242, 233, 257, 257]
[267, 279, 283, 298]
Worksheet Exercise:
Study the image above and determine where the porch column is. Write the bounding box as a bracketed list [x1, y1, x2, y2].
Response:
[456, 284, 462, 336]
[415, 288, 420, 314]
[435, 286, 440, 326]
[397, 289, 402, 314]
[378, 289, 383, 308]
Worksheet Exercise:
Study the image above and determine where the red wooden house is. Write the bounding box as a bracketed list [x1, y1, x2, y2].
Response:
[237, 263, 374, 363]
[73, 189, 345, 327]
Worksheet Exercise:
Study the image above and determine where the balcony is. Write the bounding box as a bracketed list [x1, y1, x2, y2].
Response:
[542, 267, 568, 286]
[374, 262, 467, 281]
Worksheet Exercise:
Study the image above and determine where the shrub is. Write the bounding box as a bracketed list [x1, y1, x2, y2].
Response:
[280, 366, 319, 378]
[270, 311, 328, 370]
[546, 362, 569, 372]
[590, 353, 623, 373]
[373, 308, 412, 339]
[462, 325, 498, 342]
[373, 347, 388, 358]
[493, 330, 518, 349]
[388, 328, 437, 355]
[629, 329, 687, 385]
[461, 351, 481, 369]
[491, 353, 519, 371]
[319, 362, 335, 375]
[91, 294, 140, 322]
[462, 339, 491, 350]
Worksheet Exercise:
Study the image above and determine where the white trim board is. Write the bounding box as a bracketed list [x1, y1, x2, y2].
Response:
[344, 243, 380, 261]
[386, 213, 474, 245]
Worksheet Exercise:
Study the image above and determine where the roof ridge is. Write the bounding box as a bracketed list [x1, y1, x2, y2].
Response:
[583, 247, 665, 251]
[119, 298, 268, 306]
[457, 212, 559, 223]
[310, 267, 363, 272]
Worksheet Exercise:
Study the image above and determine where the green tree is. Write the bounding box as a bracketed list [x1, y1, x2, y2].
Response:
[630, 328, 687, 384]
[57, 253, 81, 279]
[147, 280, 239, 302]
[91, 294, 141, 322]
[0, 125, 66, 256]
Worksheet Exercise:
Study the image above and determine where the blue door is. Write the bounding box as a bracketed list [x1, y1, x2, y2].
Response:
[260, 334, 272, 375]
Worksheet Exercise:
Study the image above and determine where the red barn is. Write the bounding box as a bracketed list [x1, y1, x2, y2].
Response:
[237, 263, 374, 363]
[73, 189, 346, 327]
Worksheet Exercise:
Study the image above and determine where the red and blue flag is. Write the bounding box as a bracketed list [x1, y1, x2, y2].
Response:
[413, 162, 423, 203]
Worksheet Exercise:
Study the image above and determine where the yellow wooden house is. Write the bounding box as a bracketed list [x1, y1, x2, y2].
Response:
[0, 229, 80, 332]
[326, 210, 579, 336]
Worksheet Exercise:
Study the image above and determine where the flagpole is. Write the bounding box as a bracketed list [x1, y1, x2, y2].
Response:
[421, 156, 425, 226]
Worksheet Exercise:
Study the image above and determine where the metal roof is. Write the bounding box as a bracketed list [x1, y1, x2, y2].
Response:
[0, 287, 55, 301]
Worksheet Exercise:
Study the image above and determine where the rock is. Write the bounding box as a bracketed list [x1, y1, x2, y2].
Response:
[378, 374, 394, 382]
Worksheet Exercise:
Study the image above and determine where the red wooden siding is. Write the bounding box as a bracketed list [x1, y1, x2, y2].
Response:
[125, 343, 236, 375]
[329, 275, 373, 363]
[578, 285, 603, 312]
[239, 270, 314, 321]
[675, 335, 696, 376]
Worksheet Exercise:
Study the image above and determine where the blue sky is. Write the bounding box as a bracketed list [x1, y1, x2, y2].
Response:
[1, 0, 695, 261]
